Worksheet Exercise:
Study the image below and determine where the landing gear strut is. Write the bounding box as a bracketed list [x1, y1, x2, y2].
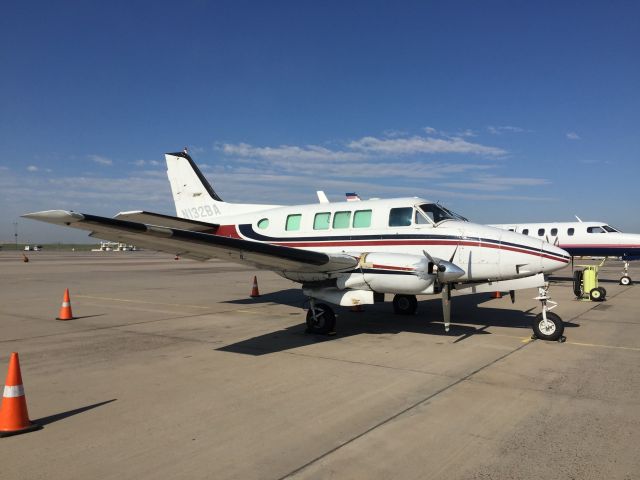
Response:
[532, 285, 565, 342]
[620, 261, 633, 285]
[305, 299, 336, 335]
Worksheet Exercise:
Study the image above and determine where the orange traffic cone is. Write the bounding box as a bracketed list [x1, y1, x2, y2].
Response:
[491, 291, 502, 299]
[56, 288, 74, 320]
[22, 254, 29, 263]
[0, 353, 41, 437]
[250, 276, 260, 297]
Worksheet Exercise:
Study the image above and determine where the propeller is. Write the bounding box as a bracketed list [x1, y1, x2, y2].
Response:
[422, 246, 465, 282]
[509, 290, 515, 304]
[423, 246, 464, 333]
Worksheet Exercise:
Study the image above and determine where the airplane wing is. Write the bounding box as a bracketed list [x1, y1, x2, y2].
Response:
[22, 210, 359, 272]
[114, 210, 217, 232]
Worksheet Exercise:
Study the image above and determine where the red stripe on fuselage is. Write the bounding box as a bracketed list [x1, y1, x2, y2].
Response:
[216, 225, 569, 264]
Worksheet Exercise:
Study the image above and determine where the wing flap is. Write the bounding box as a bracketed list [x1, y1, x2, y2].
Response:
[114, 210, 217, 232]
[23, 210, 358, 272]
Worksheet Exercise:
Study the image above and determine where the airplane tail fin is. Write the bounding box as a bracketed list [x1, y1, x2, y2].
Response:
[165, 150, 279, 221]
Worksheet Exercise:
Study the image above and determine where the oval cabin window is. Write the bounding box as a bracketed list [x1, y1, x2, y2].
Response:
[257, 218, 269, 229]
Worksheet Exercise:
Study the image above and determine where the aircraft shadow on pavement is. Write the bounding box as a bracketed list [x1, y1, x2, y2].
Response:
[34, 399, 117, 426]
[217, 294, 579, 356]
[221, 289, 307, 309]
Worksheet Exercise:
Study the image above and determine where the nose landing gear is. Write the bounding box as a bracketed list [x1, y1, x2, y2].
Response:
[620, 261, 633, 285]
[532, 285, 565, 342]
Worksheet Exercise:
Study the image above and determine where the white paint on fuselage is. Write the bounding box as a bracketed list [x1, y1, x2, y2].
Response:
[189, 197, 569, 282]
[491, 221, 640, 257]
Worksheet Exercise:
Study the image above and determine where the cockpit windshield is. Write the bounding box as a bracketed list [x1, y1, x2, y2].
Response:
[602, 225, 619, 232]
[418, 203, 468, 224]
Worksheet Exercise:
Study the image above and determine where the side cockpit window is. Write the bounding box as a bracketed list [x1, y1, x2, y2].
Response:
[587, 226, 605, 233]
[389, 207, 413, 227]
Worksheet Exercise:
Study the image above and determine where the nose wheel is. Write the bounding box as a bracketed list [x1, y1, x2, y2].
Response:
[533, 285, 565, 342]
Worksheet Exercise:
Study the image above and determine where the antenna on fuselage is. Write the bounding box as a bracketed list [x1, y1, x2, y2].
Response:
[316, 191, 329, 203]
[575, 215, 583, 222]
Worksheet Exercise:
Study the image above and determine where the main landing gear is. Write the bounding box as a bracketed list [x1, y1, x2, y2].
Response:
[392, 294, 418, 315]
[305, 299, 336, 335]
[306, 287, 565, 342]
[532, 285, 565, 342]
[620, 261, 633, 286]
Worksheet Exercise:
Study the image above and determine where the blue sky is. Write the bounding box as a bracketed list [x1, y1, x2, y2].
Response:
[1, 1, 639, 243]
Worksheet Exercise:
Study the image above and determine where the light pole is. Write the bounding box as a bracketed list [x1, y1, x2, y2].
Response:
[13, 221, 18, 250]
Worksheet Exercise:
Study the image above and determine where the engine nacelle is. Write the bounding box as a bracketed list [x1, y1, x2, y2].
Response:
[337, 252, 437, 294]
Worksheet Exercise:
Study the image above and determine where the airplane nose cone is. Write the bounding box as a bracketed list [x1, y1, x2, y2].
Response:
[540, 242, 571, 273]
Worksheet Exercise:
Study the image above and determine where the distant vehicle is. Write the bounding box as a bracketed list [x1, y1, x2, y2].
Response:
[24, 245, 42, 251]
[24, 150, 571, 340]
[491, 220, 640, 285]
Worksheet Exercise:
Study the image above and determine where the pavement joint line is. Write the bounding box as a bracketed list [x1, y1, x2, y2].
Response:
[283, 350, 456, 379]
[278, 337, 534, 480]
[0, 311, 224, 344]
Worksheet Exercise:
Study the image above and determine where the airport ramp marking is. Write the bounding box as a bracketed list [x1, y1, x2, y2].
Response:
[566, 341, 640, 352]
[75, 295, 212, 310]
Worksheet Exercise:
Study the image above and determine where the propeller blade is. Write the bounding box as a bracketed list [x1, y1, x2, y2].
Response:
[448, 244, 459, 263]
[442, 284, 451, 332]
[509, 290, 515, 304]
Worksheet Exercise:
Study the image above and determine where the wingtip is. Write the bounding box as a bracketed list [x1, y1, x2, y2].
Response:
[22, 210, 84, 224]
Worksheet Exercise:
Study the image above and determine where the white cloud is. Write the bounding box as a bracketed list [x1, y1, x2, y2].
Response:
[133, 159, 161, 167]
[220, 142, 366, 162]
[440, 175, 550, 191]
[456, 129, 477, 137]
[27, 165, 39, 172]
[348, 135, 507, 157]
[382, 129, 408, 138]
[566, 132, 581, 140]
[88, 154, 113, 166]
[487, 125, 526, 135]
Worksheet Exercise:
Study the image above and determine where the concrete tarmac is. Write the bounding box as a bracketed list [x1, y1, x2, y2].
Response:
[0, 251, 638, 479]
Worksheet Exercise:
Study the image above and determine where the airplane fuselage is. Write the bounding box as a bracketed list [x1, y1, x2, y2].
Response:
[491, 221, 640, 260]
[200, 197, 570, 286]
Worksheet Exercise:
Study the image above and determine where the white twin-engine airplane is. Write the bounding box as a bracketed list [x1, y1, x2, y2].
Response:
[24, 150, 572, 341]
[491, 220, 640, 285]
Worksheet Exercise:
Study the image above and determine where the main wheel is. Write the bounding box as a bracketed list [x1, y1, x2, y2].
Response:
[589, 288, 604, 302]
[597, 286, 606, 300]
[532, 311, 564, 341]
[306, 303, 336, 334]
[572, 270, 583, 298]
[392, 294, 418, 315]
[620, 275, 632, 286]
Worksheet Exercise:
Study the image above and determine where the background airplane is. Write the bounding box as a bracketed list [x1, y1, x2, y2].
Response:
[24, 150, 571, 341]
[491, 220, 640, 285]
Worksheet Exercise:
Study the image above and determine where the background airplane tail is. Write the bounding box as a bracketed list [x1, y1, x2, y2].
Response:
[165, 151, 278, 221]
